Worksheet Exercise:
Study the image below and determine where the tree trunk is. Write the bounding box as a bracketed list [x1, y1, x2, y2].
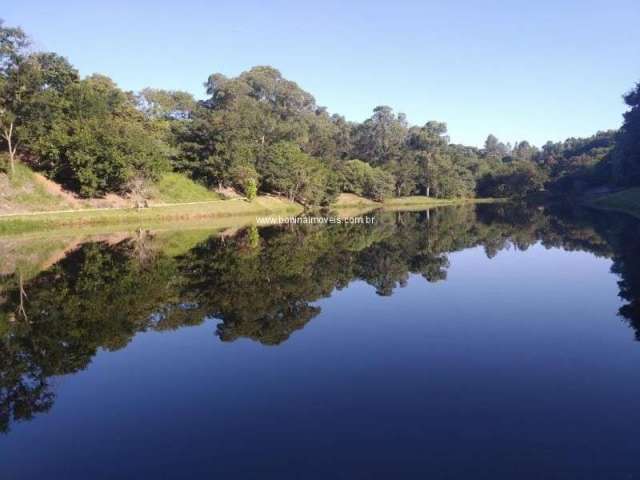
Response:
[3, 122, 17, 175]
[18, 273, 28, 322]
[426, 186, 430, 197]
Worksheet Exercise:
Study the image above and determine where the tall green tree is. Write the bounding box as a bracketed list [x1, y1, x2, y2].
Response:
[30, 75, 169, 196]
[0, 20, 29, 174]
[353, 106, 408, 168]
[612, 82, 640, 186]
[406, 121, 450, 196]
[259, 141, 332, 205]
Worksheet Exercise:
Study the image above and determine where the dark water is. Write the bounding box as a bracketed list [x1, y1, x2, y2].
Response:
[1, 204, 640, 479]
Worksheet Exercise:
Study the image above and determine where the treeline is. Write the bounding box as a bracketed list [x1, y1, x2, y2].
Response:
[1, 20, 639, 203]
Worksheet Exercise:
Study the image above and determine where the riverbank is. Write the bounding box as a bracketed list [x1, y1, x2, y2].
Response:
[0, 191, 502, 236]
[584, 187, 640, 220]
[333, 193, 502, 210]
[0, 197, 303, 236]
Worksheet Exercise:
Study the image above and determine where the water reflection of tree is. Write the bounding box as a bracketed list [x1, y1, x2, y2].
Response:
[0, 204, 639, 432]
[600, 214, 640, 339]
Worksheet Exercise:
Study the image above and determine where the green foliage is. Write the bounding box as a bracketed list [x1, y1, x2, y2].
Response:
[136, 88, 196, 120]
[484, 134, 510, 159]
[611, 82, 640, 186]
[2, 19, 639, 205]
[339, 159, 394, 201]
[259, 141, 331, 205]
[538, 130, 616, 194]
[353, 106, 407, 167]
[25, 75, 169, 196]
[244, 177, 257, 201]
[589, 187, 640, 219]
[154, 172, 220, 203]
[0, 19, 28, 75]
[477, 161, 548, 198]
[0, 163, 73, 211]
[3, 204, 640, 430]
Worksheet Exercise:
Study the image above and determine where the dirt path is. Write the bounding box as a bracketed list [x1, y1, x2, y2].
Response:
[0, 199, 244, 218]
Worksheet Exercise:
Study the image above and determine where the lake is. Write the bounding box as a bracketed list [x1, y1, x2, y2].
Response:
[1, 204, 640, 479]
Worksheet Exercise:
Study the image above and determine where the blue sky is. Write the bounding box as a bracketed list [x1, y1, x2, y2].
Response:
[4, 0, 639, 146]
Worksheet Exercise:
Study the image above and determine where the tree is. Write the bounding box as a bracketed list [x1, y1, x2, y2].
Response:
[259, 141, 331, 205]
[0, 20, 28, 74]
[366, 168, 395, 201]
[512, 141, 537, 162]
[30, 75, 169, 196]
[477, 161, 547, 198]
[537, 130, 616, 193]
[339, 159, 394, 201]
[244, 178, 257, 201]
[228, 162, 259, 199]
[484, 134, 509, 159]
[407, 121, 450, 196]
[0, 20, 29, 174]
[0, 110, 17, 174]
[136, 88, 196, 120]
[353, 106, 408, 167]
[126, 175, 154, 208]
[340, 159, 372, 196]
[4, 52, 79, 173]
[612, 81, 640, 186]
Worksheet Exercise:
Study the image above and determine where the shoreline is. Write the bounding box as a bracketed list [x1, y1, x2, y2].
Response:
[0, 195, 500, 236]
[0, 197, 303, 236]
[582, 187, 640, 220]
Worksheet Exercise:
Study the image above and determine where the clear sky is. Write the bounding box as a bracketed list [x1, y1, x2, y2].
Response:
[4, 0, 639, 147]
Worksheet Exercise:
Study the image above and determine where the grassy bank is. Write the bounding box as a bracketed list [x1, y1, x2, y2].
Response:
[333, 193, 501, 210]
[332, 193, 380, 208]
[0, 197, 303, 236]
[152, 172, 222, 203]
[1, 183, 502, 236]
[1, 164, 225, 213]
[585, 188, 640, 219]
[0, 163, 75, 212]
[383, 196, 499, 207]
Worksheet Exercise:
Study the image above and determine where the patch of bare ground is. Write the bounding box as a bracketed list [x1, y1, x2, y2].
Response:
[31, 172, 82, 207]
[33, 173, 132, 208]
[215, 186, 243, 199]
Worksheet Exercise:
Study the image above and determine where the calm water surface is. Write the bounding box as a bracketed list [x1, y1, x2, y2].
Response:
[1, 204, 640, 479]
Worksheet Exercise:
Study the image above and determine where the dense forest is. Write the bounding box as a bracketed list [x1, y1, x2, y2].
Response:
[1, 19, 639, 204]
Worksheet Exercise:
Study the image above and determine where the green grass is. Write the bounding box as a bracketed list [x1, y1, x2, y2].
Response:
[383, 196, 463, 207]
[151, 229, 220, 257]
[0, 235, 72, 280]
[0, 163, 73, 211]
[332, 193, 380, 207]
[1, 166, 500, 236]
[152, 173, 221, 203]
[332, 193, 501, 210]
[587, 187, 640, 219]
[383, 196, 500, 206]
[0, 196, 303, 236]
[381, 196, 502, 211]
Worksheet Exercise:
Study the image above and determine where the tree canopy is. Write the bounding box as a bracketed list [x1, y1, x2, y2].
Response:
[0, 19, 638, 203]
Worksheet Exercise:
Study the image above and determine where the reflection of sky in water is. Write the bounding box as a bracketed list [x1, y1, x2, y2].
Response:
[2, 209, 640, 479]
